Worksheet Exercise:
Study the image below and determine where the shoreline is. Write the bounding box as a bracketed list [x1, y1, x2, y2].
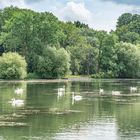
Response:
[0, 77, 91, 83]
[0, 78, 140, 83]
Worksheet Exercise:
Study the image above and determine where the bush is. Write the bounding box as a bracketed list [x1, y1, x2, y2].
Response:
[0, 52, 27, 79]
[27, 72, 40, 79]
[91, 71, 115, 79]
[91, 72, 105, 78]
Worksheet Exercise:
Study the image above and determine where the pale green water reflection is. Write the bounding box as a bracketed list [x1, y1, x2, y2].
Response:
[0, 79, 140, 140]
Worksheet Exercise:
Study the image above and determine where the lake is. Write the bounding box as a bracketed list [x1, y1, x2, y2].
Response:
[0, 79, 140, 140]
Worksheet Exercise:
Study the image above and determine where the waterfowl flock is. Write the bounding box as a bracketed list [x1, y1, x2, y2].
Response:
[8, 88, 25, 107]
[99, 86, 138, 96]
[57, 86, 83, 104]
[8, 85, 139, 107]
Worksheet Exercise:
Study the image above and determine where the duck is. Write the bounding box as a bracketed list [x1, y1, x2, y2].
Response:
[9, 98, 24, 107]
[15, 88, 24, 95]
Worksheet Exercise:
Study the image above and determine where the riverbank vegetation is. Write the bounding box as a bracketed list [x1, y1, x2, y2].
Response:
[0, 7, 140, 79]
[0, 52, 27, 79]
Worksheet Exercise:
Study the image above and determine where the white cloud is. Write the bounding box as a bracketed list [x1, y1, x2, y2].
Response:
[53, 0, 136, 31]
[56, 1, 92, 24]
[88, 0, 135, 31]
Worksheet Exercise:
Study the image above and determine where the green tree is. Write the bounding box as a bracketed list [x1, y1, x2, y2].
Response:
[94, 31, 108, 73]
[116, 13, 140, 43]
[117, 13, 132, 28]
[60, 22, 85, 48]
[68, 44, 98, 75]
[67, 45, 84, 75]
[80, 45, 98, 75]
[100, 34, 118, 77]
[74, 21, 89, 28]
[0, 52, 27, 79]
[116, 42, 140, 78]
[36, 12, 63, 46]
[36, 47, 70, 79]
[0, 7, 140, 79]
[119, 32, 140, 44]
[0, 10, 36, 54]
[0, 7, 63, 73]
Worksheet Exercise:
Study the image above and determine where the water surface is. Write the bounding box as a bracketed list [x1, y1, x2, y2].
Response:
[0, 79, 140, 140]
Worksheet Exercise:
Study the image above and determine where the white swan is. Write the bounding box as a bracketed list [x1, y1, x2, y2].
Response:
[130, 87, 137, 92]
[57, 90, 64, 100]
[58, 85, 65, 92]
[72, 92, 82, 104]
[15, 88, 24, 95]
[99, 88, 104, 94]
[9, 98, 24, 107]
[112, 91, 121, 96]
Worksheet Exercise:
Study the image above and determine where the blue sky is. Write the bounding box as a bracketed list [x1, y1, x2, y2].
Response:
[0, 0, 140, 31]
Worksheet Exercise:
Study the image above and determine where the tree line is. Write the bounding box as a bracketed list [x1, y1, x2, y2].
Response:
[0, 7, 140, 79]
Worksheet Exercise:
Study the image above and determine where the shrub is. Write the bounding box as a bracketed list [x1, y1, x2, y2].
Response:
[91, 71, 117, 79]
[91, 72, 105, 78]
[0, 52, 27, 79]
[27, 72, 40, 79]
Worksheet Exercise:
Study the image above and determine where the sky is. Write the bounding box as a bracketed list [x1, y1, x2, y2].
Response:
[0, 0, 140, 31]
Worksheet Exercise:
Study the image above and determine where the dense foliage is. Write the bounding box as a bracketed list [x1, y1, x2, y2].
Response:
[0, 52, 27, 79]
[116, 42, 140, 78]
[0, 7, 140, 79]
[36, 47, 70, 79]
